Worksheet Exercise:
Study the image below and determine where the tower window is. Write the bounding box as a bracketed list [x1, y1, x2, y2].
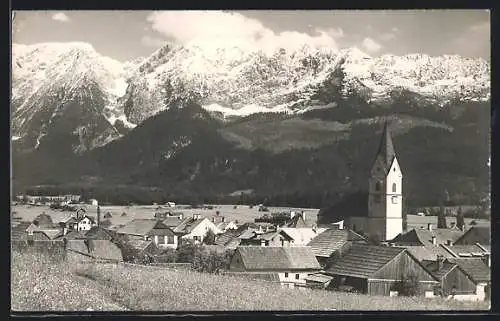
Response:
[392, 183, 397, 193]
[375, 182, 382, 191]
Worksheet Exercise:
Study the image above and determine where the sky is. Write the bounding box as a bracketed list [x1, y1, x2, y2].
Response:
[12, 10, 490, 62]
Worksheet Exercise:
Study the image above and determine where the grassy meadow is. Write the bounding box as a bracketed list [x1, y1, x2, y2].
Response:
[11, 251, 490, 311]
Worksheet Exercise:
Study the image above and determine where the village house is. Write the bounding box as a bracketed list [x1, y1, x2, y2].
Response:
[210, 214, 238, 232]
[307, 228, 368, 268]
[453, 226, 490, 245]
[447, 258, 491, 300]
[421, 256, 485, 301]
[324, 244, 440, 296]
[173, 214, 221, 244]
[279, 227, 328, 246]
[239, 229, 294, 247]
[117, 219, 179, 249]
[228, 246, 322, 288]
[59, 214, 97, 233]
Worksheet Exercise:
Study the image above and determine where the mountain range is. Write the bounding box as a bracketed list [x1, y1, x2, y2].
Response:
[10, 41, 491, 209]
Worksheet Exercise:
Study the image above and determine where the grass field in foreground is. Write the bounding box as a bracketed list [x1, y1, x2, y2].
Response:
[11, 251, 490, 311]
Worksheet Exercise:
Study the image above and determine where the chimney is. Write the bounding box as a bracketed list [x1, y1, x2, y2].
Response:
[437, 255, 444, 270]
[446, 240, 453, 246]
[221, 216, 225, 223]
[427, 223, 433, 231]
[431, 236, 437, 245]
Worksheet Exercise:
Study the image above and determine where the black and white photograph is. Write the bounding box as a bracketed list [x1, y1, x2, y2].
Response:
[10, 10, 491, 312]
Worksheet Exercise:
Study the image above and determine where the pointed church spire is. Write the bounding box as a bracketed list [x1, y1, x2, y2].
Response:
[375, 120, 396, 172]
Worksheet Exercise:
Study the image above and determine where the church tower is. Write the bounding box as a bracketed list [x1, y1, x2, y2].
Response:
[367, 121, 403, 241]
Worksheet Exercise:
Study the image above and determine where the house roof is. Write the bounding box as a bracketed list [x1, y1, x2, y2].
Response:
[66, 239, 123, 261]
[174, 217, 206, 234]
[236, 246, 321, 271]
[307, 228, 367, 258]
[84, 226, 113, 240]
[117, 219, 171, 236]
[402, 245, 455, 261]
[447, 258, 490, 283]
[317, 191, 369, 224]
[239, 229, 258, 240]
[162, 216, 185, 229]
[128, 238, 155, 252]
[443, 244, 490, 257]
[215, 230, 239, 246]
[453, 227, 490, 245]
[280, 228, 327, 244]
[325, 244, 407, 279]
[421, 259, 458, 280]
[391, 228, 464, 246]
[34, 229, 63, 240]
[304, 273, 334, 284]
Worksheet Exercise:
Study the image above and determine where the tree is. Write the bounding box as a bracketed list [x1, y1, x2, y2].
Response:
[456, 206, 465, 231]
[203, 229, 216, 245]
[100, 219, 112, 228]
[437, 200, 447, 228]
[395, 273, 420, 296]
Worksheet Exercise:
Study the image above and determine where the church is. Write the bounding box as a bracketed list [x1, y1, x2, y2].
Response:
[318, 121, 404, 242]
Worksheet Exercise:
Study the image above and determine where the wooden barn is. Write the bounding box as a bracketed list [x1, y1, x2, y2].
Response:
[421, 256, 477, 298]
[229, 246, 321, 288]
[324, 244, 439, 296]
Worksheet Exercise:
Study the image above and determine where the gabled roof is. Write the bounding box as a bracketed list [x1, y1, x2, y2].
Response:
[34, 229, 63, 240]
[66, 239, 122, 261]
[453, 226, 490, 245]
[325, 244, 407, 279]
[235, 246, 321, 271]
[215, 230, 240, 246]
[85, 226, 113, 240]
[401, 245, 455, 261]
[307, 228, 367, 258]
[174, 217, 206, 234]
[390, 228, 464, 246]
[280, 228, 327, 244]
[162, 216, 185, 229]
[447, 258, 490, 283]
[421, 259, 458, 280]
[117, 219, 171, 236]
